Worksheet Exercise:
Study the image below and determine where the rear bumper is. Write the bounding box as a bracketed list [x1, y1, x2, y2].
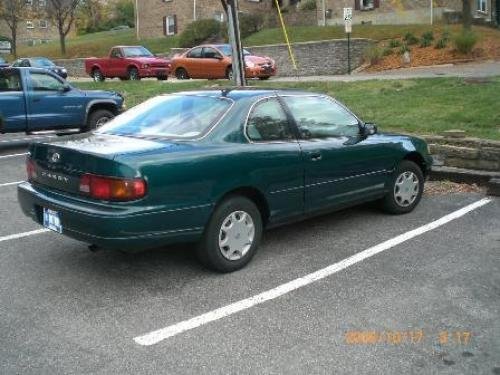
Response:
[139, 67, 171, 78]
[17, 182, 211, 249]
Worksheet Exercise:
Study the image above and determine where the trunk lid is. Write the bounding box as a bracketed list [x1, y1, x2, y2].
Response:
[29, 133, 167, 195]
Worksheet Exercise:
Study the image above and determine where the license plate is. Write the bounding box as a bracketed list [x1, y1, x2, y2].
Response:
[43, 208, 62, 233]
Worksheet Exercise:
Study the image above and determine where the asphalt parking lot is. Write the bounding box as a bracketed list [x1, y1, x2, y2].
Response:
[0, 146, 498, 375]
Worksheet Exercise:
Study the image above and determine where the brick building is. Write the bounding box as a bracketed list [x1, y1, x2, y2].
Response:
[316, 0, 498, 26]
[0, 0, 61, 46]
[136, 0, 274, 39]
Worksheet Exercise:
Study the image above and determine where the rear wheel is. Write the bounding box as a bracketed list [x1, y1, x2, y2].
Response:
[381, 160, 424, 214]
[128, 67, 140, 81]
[175, 68, 189, 80]
[197, 196, 262, 273]
[226, 66, 233, 80]
[85, 109, 114, 131]
[92, 68, 105, 82]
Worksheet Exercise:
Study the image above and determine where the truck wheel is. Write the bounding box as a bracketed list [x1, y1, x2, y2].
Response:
[85, 109, 114, 131]
[92, 68, 105, 82]
[128, 67, 140, 81]
[175, 68, 189, 80]
[197, 195, 263, 273]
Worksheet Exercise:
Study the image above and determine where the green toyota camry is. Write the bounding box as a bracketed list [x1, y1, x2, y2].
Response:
[18, 88, 432, 272]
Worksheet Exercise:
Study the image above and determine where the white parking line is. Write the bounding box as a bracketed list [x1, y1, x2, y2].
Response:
[134, 197, 492, 346]
[0, 181, 24, 188]
[0, 229, 50, 243]
[0, 152, 28, 159]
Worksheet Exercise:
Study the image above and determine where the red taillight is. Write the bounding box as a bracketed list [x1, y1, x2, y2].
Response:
[79, 174, 146, 201]
[26, 158, 37, 181]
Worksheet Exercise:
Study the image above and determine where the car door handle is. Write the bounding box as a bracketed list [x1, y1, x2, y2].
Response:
[308, 152, 322, 162]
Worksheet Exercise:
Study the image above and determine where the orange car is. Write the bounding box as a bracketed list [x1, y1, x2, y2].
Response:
[171, 44, 276, 80]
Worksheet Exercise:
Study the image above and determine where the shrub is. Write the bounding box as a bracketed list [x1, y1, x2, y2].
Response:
[453, 30, 478, 54]
[382, 47, 394, 56]
[435, 38, 448, 49]
[420, 38, 432, 48]
[178, 19, 222, 48]
[364, 46, 383, 65]
[421, 31, 434, 42]
[298, 0, 317, 11]
[399, 43, 410, 55]
[238, 13, 264, 39]
[403, 32, 419, 45]
[388, 39, 402, 48]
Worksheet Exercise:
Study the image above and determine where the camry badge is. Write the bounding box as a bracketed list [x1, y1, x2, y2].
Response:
[50, 152, 61, 163]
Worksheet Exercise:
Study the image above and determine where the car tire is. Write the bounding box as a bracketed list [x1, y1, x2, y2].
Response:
[381, 160, 424, 214]
[92, 68, 105, 82]
[85, 109, 114, 131]
[128, 67, 140, 81]
[226, 66, 233, 80]
[175, 68, 189, 80]
[197, 196, 263, 273]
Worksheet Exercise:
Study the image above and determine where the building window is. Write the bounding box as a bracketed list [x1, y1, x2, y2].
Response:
[39, 0, 47, 7]
[213, 11, 225, 22]
[476, 0, 487, 12]
[25, 0, 33, 5]
[39, 20, 48, 28]
[355, 0, 379, 11]
[164, 15, 177, 36]
[26, 20, 34, 29]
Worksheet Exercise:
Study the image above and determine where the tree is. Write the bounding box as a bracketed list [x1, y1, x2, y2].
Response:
[76, 0, 104, 34]
[462, 0, 472, 30]
[47, 0, 80, 56]
[0, 0, 29, 56]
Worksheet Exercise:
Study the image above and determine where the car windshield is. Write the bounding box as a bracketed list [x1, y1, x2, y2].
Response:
[97, 95, 232, 139]
[31, 58, 55, 67]
[215, 45, 251, 57]
[122, 47, 154, 57]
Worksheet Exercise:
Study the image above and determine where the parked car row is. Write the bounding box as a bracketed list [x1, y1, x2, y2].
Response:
[84, 44, 276, 82]
[0, 56, 68, 78]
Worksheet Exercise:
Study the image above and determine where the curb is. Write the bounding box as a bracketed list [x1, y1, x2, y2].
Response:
[430, 166, 500, 197]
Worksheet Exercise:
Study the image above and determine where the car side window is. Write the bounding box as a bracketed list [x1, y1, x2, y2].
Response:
[247, 98, 294, 142]
[28, 73, 64, 91]
[283, 96, 360, 138]
[110, 48, 122, 58]
[203, 47, 221, 59]
[0, 70, 22, 92]
[187, 47, 202, 58]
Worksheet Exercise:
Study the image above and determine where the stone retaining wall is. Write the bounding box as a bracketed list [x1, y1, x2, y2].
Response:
[57, 38, 374, 78]
[423, 135, 500, 172]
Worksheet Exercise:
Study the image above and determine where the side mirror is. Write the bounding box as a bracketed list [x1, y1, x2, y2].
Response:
[59, 84, 71, 93]
[363, 122, 377, 136]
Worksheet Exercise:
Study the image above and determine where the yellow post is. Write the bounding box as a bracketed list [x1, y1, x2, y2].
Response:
[274, 0, 298, 71]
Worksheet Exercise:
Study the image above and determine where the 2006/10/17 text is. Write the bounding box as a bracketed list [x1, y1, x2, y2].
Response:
[345, 330, 472, 345]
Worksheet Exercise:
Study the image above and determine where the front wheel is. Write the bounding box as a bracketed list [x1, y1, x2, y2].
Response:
[197, 196, 263, 273]
[84, 109, 114, 131]
[175, 68, 189, 80]
[128, 67, 140, 81]
[381, 160, 424, 214]
[92, 68, 105, 82]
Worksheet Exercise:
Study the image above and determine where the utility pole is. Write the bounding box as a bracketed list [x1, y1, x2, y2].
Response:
[221, 0, 246, 86]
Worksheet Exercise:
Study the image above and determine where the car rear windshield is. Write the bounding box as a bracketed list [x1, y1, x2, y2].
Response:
[97, 95, 232, 139]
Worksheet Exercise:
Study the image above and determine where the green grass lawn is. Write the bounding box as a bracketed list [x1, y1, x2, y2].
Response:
[75, 77, 500, 140]
[11, 24, 496, 60]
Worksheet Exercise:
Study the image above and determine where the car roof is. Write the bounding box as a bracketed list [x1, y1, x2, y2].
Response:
[171, 87, 325, 100]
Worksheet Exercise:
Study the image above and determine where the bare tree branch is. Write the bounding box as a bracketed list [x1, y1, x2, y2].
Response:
[46, 0, 81, 55]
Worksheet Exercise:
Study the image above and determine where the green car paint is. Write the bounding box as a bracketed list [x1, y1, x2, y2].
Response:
[18, 89, 432, 250]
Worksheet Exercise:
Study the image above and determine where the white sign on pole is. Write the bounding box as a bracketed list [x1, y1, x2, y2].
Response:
[344, 7, 353, 33]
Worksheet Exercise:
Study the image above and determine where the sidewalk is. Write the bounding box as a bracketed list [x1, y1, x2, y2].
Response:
[272, 60, 500, 82]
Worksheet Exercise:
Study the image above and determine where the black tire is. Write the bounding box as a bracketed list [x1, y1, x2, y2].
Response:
[85, 109, 114, 131]
[175, 68, 189, 80]
[92, 68, 105, 82]
[128, 67, 140, 81]
[381, 160, 424, 214]
[197, 196, 263, 273]
[226, 66, 233, 80]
